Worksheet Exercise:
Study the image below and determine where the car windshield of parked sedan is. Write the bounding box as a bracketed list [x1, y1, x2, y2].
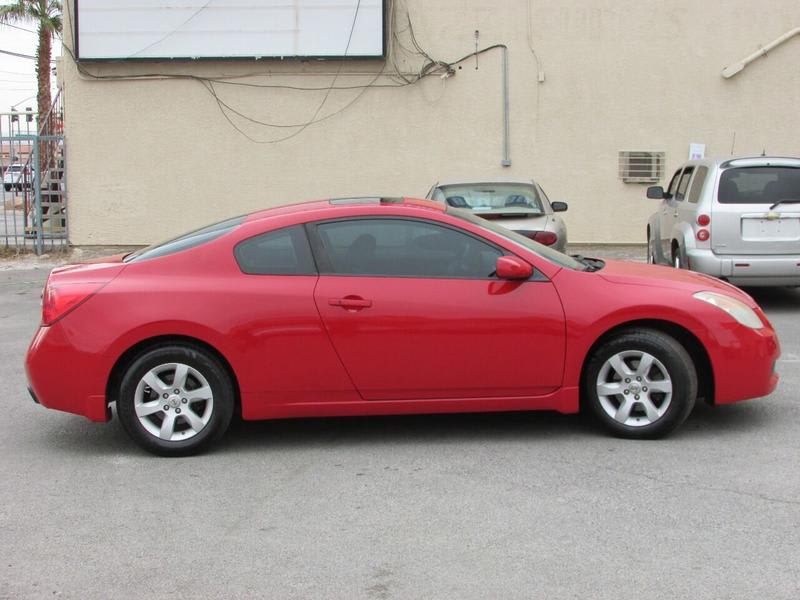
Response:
[448, 207, 586, 271]
[437, 183, 544, 215]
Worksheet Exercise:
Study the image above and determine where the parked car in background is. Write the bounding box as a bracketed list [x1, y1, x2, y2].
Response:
[646, 156, 800, 287]
[426, 178, 569, 252]
[3, 163, 33, 192]
[26, 197, 779, 456]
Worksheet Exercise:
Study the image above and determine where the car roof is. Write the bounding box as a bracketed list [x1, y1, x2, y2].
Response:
[245, 196, 444, 223]
[678, 156, 800, 169]
[433, 177, 537, 187]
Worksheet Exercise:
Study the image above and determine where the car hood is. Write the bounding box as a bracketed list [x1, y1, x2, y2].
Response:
[597, 259, 757, 305]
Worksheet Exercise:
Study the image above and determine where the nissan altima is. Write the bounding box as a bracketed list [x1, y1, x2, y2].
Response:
[25, 197, 780, 455]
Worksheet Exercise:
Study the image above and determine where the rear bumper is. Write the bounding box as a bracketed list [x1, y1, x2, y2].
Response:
[25, 324, 112, 422]
[686, 249, 800, 286]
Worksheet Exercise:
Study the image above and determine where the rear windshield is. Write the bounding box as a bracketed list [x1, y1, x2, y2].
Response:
[718, 167, 800, 204]
[125, 215, 246, 263]
[437, 183, 544, 216]
[448, 207, 584, 271]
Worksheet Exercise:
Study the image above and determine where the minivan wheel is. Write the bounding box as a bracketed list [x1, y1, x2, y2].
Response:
[672, 248, 682, 269]
[117, 345, 234, 456]
[647, 235, 657, 264]
[584, 329, 697, 439]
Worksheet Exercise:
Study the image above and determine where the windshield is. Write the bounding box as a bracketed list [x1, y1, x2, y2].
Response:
[448, 207, 585, 271]
[436, 183, 544, 215]
[124, 215, 246, 263]
[718, 166, 800, 204]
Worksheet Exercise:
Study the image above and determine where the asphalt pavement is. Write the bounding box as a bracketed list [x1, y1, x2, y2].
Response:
[0, 257, 798, 599]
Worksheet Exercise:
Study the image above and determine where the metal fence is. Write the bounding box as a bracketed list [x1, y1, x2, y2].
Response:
[0, 92, 67, 254]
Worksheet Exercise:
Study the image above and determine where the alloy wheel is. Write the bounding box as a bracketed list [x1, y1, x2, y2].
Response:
[134, 362, 214, 441]
[595, 350, 673, 427]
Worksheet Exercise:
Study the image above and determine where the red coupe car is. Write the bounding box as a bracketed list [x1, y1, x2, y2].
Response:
[26, 197, 780, 455]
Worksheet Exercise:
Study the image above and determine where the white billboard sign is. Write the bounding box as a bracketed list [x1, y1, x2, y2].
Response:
[75, 0, 385, 60]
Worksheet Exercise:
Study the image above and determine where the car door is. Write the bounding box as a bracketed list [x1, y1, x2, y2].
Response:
[308, 216, 566, 401]
[659, 167, 691, 259]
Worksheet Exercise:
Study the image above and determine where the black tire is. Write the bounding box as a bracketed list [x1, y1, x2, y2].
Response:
[672, 245, 683, 269]
[117, 345, 234, 456]
[647, 230, 656, 264]
[584, 329, 697, 439]
[3, 184, 10, 192]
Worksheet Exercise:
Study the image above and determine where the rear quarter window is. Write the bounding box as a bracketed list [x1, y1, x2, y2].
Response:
[234, 225, 316, 275]
[687, 167, 708, 203]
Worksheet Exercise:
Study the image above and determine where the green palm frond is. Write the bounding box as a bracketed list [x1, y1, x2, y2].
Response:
[0, 1, 62, 33]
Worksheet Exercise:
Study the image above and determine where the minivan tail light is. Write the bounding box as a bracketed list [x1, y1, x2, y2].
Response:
[42, 281, 106, 326]
[697, 214, 711, 226]
[696, 228, 710, 242]
[517, 230, 558, 246]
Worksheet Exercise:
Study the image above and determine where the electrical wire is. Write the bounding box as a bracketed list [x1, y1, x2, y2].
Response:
[0, 48, 36, 59]
[526, 0, 545, 80]
[61, 0, 505, 143]
[128, 0, 214, 58]
[1, 22, 37, 34]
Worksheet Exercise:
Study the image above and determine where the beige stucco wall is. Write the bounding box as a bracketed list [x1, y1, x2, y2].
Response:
[62, 0, 800, 245]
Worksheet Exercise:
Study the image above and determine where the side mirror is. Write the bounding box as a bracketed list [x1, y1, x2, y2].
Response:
[647, 186, 665, 199]
[496, 255, 533, 280]
[551, 201, 568, 212]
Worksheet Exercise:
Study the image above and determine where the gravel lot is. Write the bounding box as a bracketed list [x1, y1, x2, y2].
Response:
[1, 254, 798, 599]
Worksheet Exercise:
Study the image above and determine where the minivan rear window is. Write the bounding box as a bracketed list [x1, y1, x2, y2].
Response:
[718, 167, 800, 204]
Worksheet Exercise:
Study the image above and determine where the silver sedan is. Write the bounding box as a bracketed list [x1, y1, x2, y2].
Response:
[426, 178, 569, 253]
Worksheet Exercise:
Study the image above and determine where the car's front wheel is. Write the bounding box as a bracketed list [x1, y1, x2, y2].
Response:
[672, 246, 683, 269]
[116, 344, 234, 456]
[584, 329, 697, 438]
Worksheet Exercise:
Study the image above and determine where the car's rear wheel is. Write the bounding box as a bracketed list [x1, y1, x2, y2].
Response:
[117, 345, 234, 456]
[584, 329, 697, 438]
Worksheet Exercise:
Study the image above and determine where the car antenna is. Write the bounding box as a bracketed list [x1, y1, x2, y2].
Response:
[761, 147, 767, 157]
[730, 131, 736, 155]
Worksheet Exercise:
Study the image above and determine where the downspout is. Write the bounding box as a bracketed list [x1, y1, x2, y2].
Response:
[501, 45, 511, 166]
[722, 27, 800, 78]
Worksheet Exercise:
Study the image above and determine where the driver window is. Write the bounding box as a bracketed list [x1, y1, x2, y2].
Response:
[315, 218, 502, 279]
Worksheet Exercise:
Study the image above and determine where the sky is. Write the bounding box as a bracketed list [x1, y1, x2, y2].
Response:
[0, 14, 61, 122]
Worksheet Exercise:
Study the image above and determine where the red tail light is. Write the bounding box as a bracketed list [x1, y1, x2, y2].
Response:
[696, 228, 710, 241]
[517, 230, 558, 246]
[42, 280, 106, 326]
[697, 214, 711, 226]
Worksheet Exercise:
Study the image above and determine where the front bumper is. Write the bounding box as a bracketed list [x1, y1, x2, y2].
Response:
[25, 324, 112, 422]
[686, 249, 800, 286]
[708, 316, 780, 405]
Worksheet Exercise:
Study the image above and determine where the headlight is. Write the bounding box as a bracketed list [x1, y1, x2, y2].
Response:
[693, 291, 764, 329]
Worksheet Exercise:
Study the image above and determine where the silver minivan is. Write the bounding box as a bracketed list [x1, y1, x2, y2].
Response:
[646, 156, 800, 286]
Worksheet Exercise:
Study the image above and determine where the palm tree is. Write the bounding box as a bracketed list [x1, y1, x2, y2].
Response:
[0, 1, 62, 135]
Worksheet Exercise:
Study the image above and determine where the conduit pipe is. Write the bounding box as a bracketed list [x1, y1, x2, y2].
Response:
[501, 45, 511, 167]
[722, 27, 800, 78]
